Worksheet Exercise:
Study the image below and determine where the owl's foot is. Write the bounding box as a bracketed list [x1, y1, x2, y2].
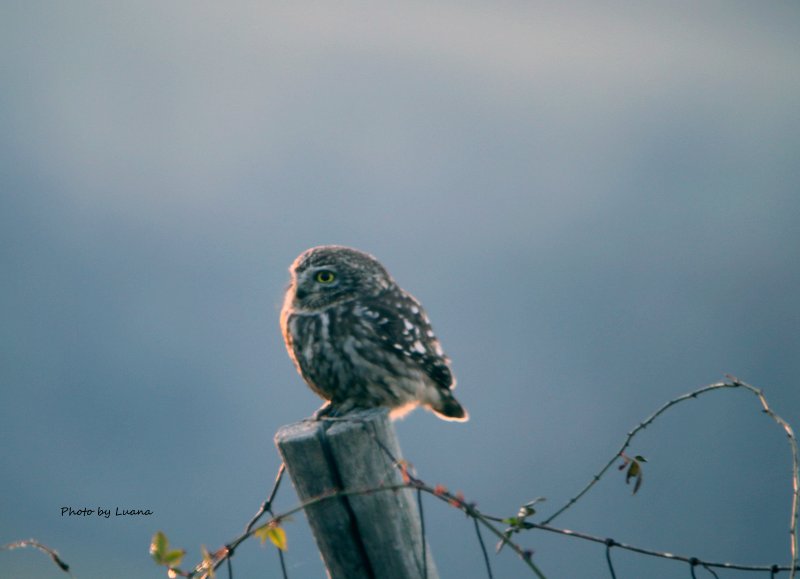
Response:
[309, 402, 380, 422]
[311, 402, 335, 421]
[310, 402, 358, 420]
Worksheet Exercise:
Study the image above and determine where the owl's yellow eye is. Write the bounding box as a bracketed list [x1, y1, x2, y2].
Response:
[315, 270, 336, 284]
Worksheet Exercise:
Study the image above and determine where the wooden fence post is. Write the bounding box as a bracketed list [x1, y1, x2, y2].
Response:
[274, 408, 439, 579]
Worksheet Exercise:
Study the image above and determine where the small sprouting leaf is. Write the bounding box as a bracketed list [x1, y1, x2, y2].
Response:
[255, 523, 288, 551]
[623, 456, 645, 494]
[633, 470, 643, 494]
[434, 484, 447, 496]
[163, 549, 185, 567]
[200, 545, 216, 579]
[150, 531, 168, 563]
[626, 460, 640, 483]
[254, 523, 270, 541]
[149, 531, 186, 570]
[268, 526, 288, 551]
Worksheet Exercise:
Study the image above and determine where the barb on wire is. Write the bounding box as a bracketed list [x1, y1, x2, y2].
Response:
[229, 461, 289, 579]
[244, 462, 287, 535]
[688, 557, 720, 579]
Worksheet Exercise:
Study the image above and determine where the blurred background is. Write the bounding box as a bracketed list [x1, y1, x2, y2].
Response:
[2, 2, 799, 578]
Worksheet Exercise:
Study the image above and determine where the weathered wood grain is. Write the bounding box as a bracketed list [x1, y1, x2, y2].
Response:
[275, 408, 439, 579]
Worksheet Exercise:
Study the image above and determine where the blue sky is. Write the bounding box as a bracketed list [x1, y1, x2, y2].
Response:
[2, 2, 799, 578]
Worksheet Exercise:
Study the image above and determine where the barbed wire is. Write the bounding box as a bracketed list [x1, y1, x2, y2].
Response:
[5, 377, 795, 578]
[149, 377, 794, 579]
[172, 463, 799, 579]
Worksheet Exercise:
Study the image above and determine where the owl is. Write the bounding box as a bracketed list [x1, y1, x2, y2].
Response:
[280, 245, 468, 422]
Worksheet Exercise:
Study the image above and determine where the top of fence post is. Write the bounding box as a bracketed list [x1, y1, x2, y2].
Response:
[275, 408, 439, 579]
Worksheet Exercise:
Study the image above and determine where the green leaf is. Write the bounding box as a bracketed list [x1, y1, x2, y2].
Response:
[624, 459, 644, 494]
[255, 523, 288, 551]
[163, 549, 185, 567]
[149, 531, 185, 572]
[626, 460, 640, 483]
[268, 526, 288, 551]
[150, 532, 168, 564]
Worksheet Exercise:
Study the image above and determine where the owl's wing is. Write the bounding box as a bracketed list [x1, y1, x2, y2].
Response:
[359, 290, 455, 391]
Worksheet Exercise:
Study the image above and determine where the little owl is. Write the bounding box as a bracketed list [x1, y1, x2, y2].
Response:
[280, 245, 468, 422]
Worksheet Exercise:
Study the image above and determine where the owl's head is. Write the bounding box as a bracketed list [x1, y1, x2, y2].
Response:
[285, 246, 393, 310]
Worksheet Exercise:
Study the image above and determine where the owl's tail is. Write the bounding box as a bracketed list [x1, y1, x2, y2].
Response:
[431, 390, 469, 422]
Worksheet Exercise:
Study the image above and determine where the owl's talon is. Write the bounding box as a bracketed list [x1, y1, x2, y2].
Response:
[311, 403, 334, 421]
